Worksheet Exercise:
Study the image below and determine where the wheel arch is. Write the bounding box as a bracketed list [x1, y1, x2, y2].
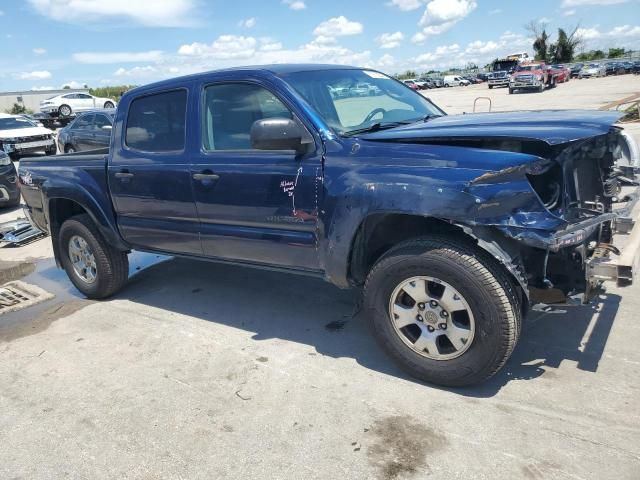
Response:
[47, 194, 128, 266]
[347, 212, 529, 308]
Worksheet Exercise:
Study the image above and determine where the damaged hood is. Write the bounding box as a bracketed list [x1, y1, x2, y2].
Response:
[361, 110, 624, 145]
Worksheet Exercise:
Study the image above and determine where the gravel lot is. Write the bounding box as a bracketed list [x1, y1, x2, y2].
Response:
[1, 75, 639, 480]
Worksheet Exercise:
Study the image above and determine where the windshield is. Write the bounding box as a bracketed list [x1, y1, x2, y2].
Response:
[0, 117, 37, 130]
[493, 60, 517, 71]
[281, 68, 443, 136]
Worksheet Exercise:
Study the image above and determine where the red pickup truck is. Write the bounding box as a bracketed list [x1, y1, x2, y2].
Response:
[509, 63, 555, 94]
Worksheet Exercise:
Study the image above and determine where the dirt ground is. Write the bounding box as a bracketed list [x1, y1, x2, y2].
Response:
[1, 74, 640, 480]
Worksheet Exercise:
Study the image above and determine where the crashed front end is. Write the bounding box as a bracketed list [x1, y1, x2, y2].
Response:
[470, 128, 640, 304]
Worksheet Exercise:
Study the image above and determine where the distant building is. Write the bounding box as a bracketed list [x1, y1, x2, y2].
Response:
[0, 88, 89, 113]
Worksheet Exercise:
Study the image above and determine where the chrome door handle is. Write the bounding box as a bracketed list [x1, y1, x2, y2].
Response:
[193, 173, 220, 181]
[114, 171, 134, 182]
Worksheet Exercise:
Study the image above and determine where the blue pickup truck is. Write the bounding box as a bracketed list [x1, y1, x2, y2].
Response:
[18, 65, 640, 387]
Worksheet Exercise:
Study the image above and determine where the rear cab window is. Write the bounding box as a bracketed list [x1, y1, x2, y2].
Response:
[125, 89, 187, 152]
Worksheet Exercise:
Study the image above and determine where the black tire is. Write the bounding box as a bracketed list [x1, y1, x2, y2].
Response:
[538, 84, 544, 93]
[45, 147, 56, 156]
[104, 101, 115, 109]
[508, 88, 514, 94]
[488, 85, 493, 89]
[59, 104, 72, 117]
[64, 144, 75, 154]
[363, 236, 522, 387]
[59, 214, 129, 299]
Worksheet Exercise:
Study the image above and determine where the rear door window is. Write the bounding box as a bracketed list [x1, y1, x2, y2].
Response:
[125, 89, 187, 152]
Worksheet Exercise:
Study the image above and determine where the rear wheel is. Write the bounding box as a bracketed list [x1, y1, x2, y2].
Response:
[104, 101, 114, 109]
[59, 214, 129, 299]
[363, 236, 521, 387]
[64, 144, 76, 154]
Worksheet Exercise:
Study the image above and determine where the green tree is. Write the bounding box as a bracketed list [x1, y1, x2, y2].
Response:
[6, 103, 30, 114]
[396, 70, 418, 80]
[608, 47, 626, 58]
[552, 28, 581, 63]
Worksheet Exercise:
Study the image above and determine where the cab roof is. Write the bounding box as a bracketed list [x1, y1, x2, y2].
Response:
[124, 64, 363, 97]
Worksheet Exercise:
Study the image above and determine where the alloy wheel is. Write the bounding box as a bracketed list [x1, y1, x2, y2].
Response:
[388, 276, 475, 360]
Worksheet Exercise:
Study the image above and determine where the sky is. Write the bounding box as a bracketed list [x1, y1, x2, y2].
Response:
[0, 0, 639, 91]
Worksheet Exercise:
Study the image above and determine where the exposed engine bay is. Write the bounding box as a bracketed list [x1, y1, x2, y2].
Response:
[472, 129, 639, 305]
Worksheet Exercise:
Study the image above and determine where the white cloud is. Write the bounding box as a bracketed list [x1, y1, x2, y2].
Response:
[238, 17, 256, 28]
[61, 81, 87, 89]
[609, 24, 640, 37]
[282, 0, 306, 10]
[576, 27, 603, 39]
[377, 31, 404, 49]
[178, 35, 258, 59]
[465, 40, 501, 55]
[538, 17, 552, 24]
[27, 0, 196, 27]
[313, 16, 363, 37]
[414, 44, 460, 63]
[30, 86, 55, 91]
[260, 38, 283, 51]
[16, 70, 52, 80]
[413, 0, 477, 41]
[563, 9, 576, 15]
[386, 0, 425, 10]
[115, 66, 158, 78]
[561, 0, 628, 6]
[73, 50, 164, 64]
[32, 47, 47, 55]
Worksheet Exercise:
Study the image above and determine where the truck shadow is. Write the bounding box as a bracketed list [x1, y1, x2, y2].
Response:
[117, 257, 620, 398]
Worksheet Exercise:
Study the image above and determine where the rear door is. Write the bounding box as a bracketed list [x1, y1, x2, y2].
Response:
[108, 88, 202, 255]
[190, 80, 322, 270]
[91, 113, 113, 149]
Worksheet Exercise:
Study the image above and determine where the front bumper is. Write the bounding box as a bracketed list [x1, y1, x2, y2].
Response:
[1, 138, 55, 155]
[488, 78, 509, 87]
[510, 80, 543, 89]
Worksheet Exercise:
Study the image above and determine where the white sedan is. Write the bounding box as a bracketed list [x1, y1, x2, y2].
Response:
[40, 92, 117, 117]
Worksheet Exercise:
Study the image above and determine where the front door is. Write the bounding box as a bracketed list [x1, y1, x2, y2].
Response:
[191, 81, 322, 271]
[109, 88, 202, 255]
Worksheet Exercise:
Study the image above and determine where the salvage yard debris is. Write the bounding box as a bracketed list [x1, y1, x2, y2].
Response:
[0, 218, 46, 246]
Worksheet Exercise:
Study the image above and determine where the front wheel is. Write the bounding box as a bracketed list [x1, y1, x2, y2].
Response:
[59, 214, 129, 299]
[363, 236, 521, 387]
[104, 101, 115, 109]
[58, 104, 72, 117]
[508, 87, 514, 94]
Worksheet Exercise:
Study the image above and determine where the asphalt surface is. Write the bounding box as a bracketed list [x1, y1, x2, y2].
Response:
[1, 75, 639, 479]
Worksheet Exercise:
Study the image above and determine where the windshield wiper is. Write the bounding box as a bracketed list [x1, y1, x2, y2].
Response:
[343, 121, 408, 137]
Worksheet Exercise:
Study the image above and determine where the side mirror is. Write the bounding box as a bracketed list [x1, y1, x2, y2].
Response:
[250, 118, 311, 154]
[102, 125, 112, 131]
